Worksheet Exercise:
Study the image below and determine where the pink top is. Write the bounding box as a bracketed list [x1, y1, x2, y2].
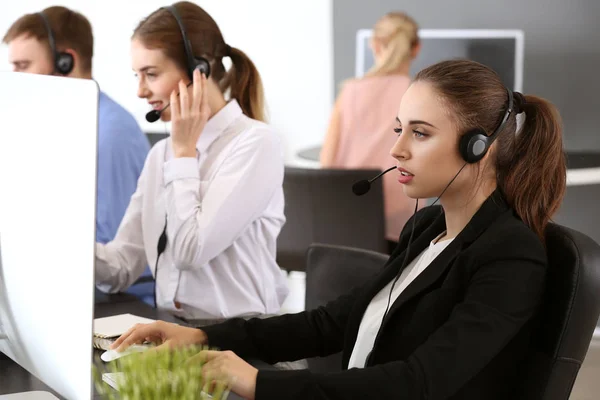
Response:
[332, 75, 419, 241]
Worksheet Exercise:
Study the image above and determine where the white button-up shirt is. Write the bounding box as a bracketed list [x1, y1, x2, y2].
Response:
[95, 100, 289, 320]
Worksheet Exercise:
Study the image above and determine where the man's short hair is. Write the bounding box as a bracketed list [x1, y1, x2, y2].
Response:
[3, 6, 93, 72]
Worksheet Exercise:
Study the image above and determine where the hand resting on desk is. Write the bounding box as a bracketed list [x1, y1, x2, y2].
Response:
[111, 320, 207, 352]
[189, 350, 258, 400]
[111, 320, 259, 400]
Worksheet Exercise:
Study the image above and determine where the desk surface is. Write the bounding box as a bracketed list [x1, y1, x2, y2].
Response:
[566, 152, 600, 169]
[0, 289, 247, 400]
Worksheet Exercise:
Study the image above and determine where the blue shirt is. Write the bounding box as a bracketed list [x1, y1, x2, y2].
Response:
[96, 91, 150, 244]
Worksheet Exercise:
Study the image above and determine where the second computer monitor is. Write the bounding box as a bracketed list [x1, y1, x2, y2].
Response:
[355, 29, 524, 92]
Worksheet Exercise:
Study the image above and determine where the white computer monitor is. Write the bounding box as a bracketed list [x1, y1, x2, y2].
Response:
[0, 72, 99, 400]
[355, 29, 524, 92]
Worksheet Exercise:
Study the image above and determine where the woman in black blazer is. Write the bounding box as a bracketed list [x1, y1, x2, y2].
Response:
[113, 59, 567, 400]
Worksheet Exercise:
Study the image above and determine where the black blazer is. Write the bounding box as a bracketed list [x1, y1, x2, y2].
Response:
[202, 189, 547, 400]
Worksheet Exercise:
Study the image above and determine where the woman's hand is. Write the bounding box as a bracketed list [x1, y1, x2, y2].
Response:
[110, 320, 207, 352]
[171, 68, 211, 158]
[195, 350, 258, 400]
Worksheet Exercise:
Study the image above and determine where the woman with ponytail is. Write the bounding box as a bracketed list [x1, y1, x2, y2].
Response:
[113, 59, 567, 400]
[321, 12, 423, 251]
[94, 1, 288, 322]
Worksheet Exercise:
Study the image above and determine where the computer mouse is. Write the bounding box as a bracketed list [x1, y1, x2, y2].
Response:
[100, 344, 150, 363]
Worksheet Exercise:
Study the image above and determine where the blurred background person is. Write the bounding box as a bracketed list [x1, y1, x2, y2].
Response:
[320, 12, 422, 252]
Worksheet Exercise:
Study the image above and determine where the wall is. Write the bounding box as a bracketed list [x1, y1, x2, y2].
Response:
[0, 0, 334, 165]
[333, 0, 600, 151]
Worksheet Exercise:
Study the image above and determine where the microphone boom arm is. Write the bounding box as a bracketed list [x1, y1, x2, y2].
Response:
[368, 166, 397, 183]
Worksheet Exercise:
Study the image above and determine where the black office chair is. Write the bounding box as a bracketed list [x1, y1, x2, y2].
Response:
[304, 243, 389, 373]
[516, 223, 600, 399]
[277, 167, 387, 272]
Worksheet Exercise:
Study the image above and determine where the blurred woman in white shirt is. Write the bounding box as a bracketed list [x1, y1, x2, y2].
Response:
[94, 1, 289, 321]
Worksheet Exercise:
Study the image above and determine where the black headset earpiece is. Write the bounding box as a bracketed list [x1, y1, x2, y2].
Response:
[165, 5, 211, 80]
[55, 52, 74, 75]
[459, 129, 491, 163]
[38, 12, 74, 75]
[458, 88, 515, 164]
[192, 57, 211, 80]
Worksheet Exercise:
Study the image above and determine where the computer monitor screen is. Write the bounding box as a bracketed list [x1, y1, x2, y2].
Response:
[355, 29, 524, 92]
[0, 72, 98, 400]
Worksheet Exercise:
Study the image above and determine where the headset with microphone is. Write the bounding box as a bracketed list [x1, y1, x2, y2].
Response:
[353, 88, 514, 196]
[354, 88, 515, 366]
[145, 5, 212, 123]
[352, 166, 397, 196]
[37, 11, 74, 75]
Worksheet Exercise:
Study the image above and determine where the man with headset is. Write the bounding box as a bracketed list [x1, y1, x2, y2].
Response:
[3, 6, 150, 244]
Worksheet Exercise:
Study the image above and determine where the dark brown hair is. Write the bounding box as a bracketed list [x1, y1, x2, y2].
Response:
[414, 59, 566, 241]
[3, 6, 94, 72]
[133, 1, 266, 122]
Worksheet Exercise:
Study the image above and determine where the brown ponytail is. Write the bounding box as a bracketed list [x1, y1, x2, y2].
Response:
[220, 46, 266, 122]
[496, 95, 566, 240]
[415, 60, 566, 241]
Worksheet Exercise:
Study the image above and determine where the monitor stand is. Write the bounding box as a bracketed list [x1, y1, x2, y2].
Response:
[0, 392, 59, 399]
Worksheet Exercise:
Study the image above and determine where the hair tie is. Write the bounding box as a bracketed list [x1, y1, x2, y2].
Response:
[224, 44, 232, 57]
[513, 91, 526, 114]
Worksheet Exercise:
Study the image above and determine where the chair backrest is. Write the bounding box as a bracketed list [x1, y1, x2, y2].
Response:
[517, 223, 600, 399]
[304, 243, 389, 373]
[277, 167, 387, 272]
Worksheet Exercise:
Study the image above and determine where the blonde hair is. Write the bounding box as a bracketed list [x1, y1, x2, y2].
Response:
[365, 12, 419, 78]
